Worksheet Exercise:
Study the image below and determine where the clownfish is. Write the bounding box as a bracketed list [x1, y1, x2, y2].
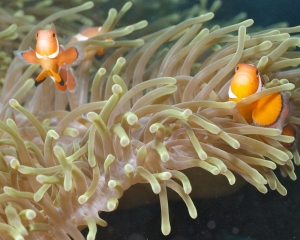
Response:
[228, 63, 264, 123]
[69, 26, 108, 60]
[14, 23, 83, 91]
[229, 63, 290, 129]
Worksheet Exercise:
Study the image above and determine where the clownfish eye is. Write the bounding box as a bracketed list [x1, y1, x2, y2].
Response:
[36, 33, 38, 37]
[235, 65, 239, 71]
[256, 69, 259, 75]
[52, 33, 56, 37]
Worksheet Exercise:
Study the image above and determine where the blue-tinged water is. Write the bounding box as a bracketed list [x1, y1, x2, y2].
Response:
[184, 0, 299, 27]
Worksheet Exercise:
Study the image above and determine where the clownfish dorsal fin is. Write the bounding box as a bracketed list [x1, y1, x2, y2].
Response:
[50, 23, 56, 32]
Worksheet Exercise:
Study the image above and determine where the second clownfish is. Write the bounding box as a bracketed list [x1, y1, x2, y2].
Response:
[228, 63, 290, 129]
[14, 23, 83, 91]
[69, 26, 112, 60]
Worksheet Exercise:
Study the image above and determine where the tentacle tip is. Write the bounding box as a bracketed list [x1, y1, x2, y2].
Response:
[87, 112, 98, 121]
[232, 142, 240, 149]
[153, 186, 161, 194]
[190, 211, 197, 219]
[199, 153, 207, 160]
[184, 187, 192, 195]
[48, 130, 59, 139]
[161, 153, 169, 162]
[33, 194, 42, 202]
[9, 99, 19, 108]
[112, 84, 123, 94]
[162, 226, 171, 236]
[183, 109, 192, 118]
[120, 138, 130, 147]
[78, 195, 87, 204]
[26, 210, 36, 220]
[211, 168, 220, 175]
[127, 114, 138, 125]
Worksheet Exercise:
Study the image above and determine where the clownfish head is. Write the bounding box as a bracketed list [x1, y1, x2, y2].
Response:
[35, 24, 59, 59]
[228, 63, 264, 101]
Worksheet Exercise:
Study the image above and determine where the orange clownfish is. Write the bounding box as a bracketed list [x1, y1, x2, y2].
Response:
[14, 23, 83, 91]
[228, 63, 264, 123]
[69, 26, 112, 60]
[229, 63, 290, 129]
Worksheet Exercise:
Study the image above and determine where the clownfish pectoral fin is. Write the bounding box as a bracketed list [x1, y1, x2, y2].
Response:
[59, 68, 76, 91]
[57, 45, 84, 68]
[14, 48, 39, 64]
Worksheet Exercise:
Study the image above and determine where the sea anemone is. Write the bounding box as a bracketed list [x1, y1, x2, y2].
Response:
[0, 0, 300, 239]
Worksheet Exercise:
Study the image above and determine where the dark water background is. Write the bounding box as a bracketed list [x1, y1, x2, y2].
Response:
[69, 0, 300, 239]
[212, 1, 299, 28]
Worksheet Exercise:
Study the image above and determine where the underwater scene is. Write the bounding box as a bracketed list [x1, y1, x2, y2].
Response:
[1, 0, 300, 239]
